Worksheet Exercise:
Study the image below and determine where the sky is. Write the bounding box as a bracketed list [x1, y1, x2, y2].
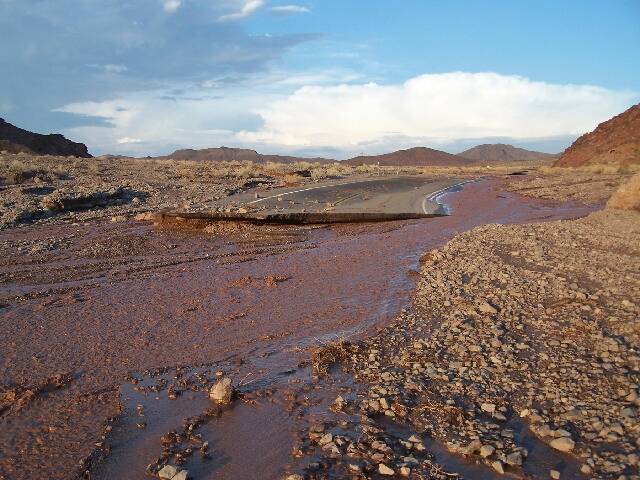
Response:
[1, 0, 639, 158]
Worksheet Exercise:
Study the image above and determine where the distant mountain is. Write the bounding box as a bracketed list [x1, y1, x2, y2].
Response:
[555, 103, 640, 167]
[345, 147, 473, 167]
[160, 146, 335, 164]
[458, 143, 557, 162]
[0, 118, 91, 158]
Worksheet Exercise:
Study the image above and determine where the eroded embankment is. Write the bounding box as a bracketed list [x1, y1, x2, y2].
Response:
[0, 178, 596, 480]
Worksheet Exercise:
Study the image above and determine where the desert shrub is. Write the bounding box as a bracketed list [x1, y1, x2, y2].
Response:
[311, 340, 352, 376]
[282, 173, 304, 185]
[606, 173, 640, 211]
[0, 159, 69, 185]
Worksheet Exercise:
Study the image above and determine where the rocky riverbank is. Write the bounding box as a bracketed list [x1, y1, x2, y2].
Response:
[290, 178, 639, 479]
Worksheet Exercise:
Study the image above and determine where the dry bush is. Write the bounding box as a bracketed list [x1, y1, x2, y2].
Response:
[311, 339, 352, 375]
[262, 161, 288, 175]
[282, 173, 304, 186]
[607, 173, 640, 211]
[0, 159, 68, 185]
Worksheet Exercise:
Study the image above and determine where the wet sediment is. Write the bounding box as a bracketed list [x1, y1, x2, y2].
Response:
[0, 178, 596, 479]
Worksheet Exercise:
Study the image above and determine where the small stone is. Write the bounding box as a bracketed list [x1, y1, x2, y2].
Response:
[134, 212, 155, 221]
[480, 445, 495, 458]
[158, 465, 179, 479]
[580, 464, 592, 474]
[399, 466, 411, 476]
[550, 470, 560, 479]
[481, 403, 496, 413]
[284, 475, 303, 480]
[378, 463, 395, 475]
[550, 437, 575, 452]
[318, 433, 333, 445]
[173, 471, 189, 480]
[478, 302, 498, 314]
[506, 452, 522, 466]
[491, 461, 505, 474]
[209, 377, 234, 404]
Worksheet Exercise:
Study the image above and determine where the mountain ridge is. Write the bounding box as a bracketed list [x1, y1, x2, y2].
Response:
[555, 103, 640, 167]
[458, 143, 557, 162]
[0, 118, 91, 158]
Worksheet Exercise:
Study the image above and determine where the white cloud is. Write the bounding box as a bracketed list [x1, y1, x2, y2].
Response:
[117, 137, 143, 144]
[237, 72, 637, 148]
[163, 0, 181, 13]
[271, 5, 310, 14]
[218, 0, 264, 22]
[56, 72, 638, 158]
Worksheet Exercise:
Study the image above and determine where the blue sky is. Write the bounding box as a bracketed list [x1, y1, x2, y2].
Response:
[1, 0, 639, 157]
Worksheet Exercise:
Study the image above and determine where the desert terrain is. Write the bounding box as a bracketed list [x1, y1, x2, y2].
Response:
[0, 104, 639, 480]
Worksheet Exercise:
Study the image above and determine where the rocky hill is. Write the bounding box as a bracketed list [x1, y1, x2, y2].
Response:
[161, 147, 334, 164]
[0, 118, 91, 157]
[555, 103, 640, 167]
[345, 147, 472, 167]
[458, 143, 556, 162]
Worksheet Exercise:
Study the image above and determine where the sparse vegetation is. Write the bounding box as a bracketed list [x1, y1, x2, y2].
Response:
[0, 158, 68, 185]
[607, 173, 640, 211]
[310, 337, 353, 376]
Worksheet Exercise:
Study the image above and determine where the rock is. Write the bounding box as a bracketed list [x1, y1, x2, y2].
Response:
[134, 212, 155, 221]
[110, 215, 126, 222]
[478, 302, 498, 314]
[480, 445, 495, 458]
[580, 464, 592, 474]
[378, 463, 395, 476]
[550, 470, 560, 479]
[506, 452, 522, 466]
[399, 466, 411, 476]
[158, 465, 179, 479]
[173, 471, 189, 480]
[491, 460, 505, 474]
[461, 439, 482, 455]
[550, 437, 575, 452]
[209, 377, 234, 404]
[481, 403, 496, 413]
[284, 475, 303, 480]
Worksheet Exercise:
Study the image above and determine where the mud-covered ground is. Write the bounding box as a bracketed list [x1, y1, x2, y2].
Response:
[295, 176, 639, 480]
[0, 169, 600, 480]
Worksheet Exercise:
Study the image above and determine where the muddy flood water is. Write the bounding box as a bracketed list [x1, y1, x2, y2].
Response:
[0, 178, 596, 480]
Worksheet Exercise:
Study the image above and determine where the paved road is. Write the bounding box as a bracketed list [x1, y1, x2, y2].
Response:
[161, 176, 469, 224]
[222, 176, 464, 215]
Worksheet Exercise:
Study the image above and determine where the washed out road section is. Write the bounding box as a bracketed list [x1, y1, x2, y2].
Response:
[160, 176, 467, 224]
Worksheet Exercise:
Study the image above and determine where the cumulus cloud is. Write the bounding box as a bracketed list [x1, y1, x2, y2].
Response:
[271, 5, 310, 14]
[163, 0, 181, 12]
[238, 72, 637, 148]
[56, 72, 638, 158]
[218, 0, 264, 22]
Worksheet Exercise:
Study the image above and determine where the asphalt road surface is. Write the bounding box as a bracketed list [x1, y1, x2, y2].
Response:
[162, 176, 470, 224]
